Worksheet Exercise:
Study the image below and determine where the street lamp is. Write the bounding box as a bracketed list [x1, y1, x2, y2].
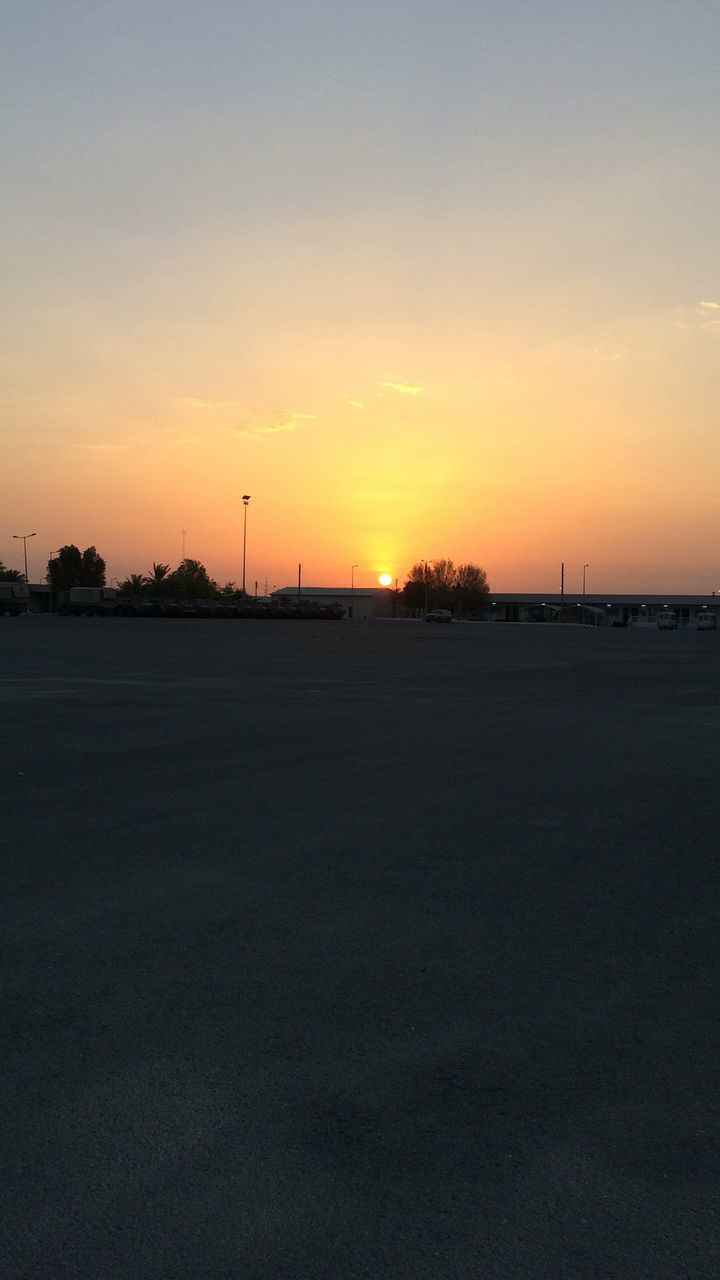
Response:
[583, 563, 589, 597]
[350, 564, 358, 618]
[48, 549, 62, 614]
[13, 532, 36, 582]
[241, 495, 251, 595]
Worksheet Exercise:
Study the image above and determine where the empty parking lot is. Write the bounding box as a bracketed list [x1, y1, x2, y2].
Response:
[2, 618, 719, 1278]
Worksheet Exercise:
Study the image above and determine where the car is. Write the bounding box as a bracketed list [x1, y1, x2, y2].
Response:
[696, 611, 717, 630]
[425, 609, 452, 623]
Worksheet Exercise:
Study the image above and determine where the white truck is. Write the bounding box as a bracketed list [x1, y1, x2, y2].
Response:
[657, 610, 679, 630]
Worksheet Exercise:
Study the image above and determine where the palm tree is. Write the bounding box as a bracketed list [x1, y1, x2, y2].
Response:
[117, 573, 148, 596]
[0, 562, 25, 582]
[146, 562, 171, 596]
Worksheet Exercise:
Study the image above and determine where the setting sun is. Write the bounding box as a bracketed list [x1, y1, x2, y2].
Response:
[378, 574, 393, 587]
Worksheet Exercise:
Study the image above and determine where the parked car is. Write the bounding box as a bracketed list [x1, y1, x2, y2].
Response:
[696, 611, 717, 630]
[425, 609, 452, 623]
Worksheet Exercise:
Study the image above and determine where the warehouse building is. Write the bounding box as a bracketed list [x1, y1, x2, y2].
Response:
[271, 586, 395, 620]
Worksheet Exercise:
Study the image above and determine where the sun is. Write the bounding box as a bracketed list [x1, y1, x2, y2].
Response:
[378, 573, 393, 587]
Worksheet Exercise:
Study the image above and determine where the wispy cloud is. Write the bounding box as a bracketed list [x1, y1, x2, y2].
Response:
[347, 399, 364, 409]
[381, 381, 424, 395]
[74, 442, 129, 451]
[236, 412, 316, 439]
[169, 434, 204, 445]
[700, 300, 720, 310]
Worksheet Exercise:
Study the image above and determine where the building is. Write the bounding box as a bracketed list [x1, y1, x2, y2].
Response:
[488, 593, 719, 626]
[271, 586, 395, 620]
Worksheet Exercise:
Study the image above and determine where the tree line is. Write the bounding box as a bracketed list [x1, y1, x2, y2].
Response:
[401, 560, 490, 615]
[115, 559, 245, 601]
[45, 545, 244, 601]
[6, 544, 490, 613]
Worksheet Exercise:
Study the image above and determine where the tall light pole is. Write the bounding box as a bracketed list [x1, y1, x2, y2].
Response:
[350, 564, 358, 618]
[48, 549, 62, 614]
[242, 495, 251, 595]
[583, 563, 589, 598]
[423, 560, 429, 614]
[13, 532, 36, 582]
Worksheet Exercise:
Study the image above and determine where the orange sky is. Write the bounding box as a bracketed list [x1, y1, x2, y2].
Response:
[4, 4, 720, 594]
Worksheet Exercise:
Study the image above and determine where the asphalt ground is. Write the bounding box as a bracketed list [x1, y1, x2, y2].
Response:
[2, 617, 719, 1279]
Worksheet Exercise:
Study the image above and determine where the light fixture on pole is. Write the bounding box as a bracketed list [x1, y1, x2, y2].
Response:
[583, 563, 589, 598]
[241, 495, 251, 595]
[13, 531, 36, 582]
[350, 564, 358, 618]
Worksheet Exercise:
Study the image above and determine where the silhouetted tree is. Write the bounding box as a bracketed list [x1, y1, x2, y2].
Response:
[455, 563, 490, 615]
[48, 545, 106, 591]
[79, 546, 106, 586]
[401, 559, 491, 614]
[48, 546, 82, 591]
[147, 562, 171, 594]
[430, 559, 456, 608]
[117, 573, 149, 596]
[402, 562, 430, 612]
[167, 558, 216, 600]
[0, 561, 25, 582]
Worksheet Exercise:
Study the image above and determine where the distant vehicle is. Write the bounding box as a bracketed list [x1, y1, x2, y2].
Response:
[0, 582, 30, 616]
[425, 609, 452, 624]
[696, 612, 717, 630]
[57, 587, 119, 617]
[657, 610, 679, 630]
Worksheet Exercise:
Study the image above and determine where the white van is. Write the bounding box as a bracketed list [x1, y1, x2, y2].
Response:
[657, 611, 679, 630]
[696, 611, 717, 631]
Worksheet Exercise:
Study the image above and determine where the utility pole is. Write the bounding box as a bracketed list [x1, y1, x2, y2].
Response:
[297, 562, 302, 605]
[350, 563, 358, 619]
[560, 561, 564, 622]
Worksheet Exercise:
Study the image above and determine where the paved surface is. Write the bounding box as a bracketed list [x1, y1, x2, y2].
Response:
[2, 617, 719, 1279]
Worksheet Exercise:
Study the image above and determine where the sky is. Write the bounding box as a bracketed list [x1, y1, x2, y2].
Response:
[3, 0, 720, 593]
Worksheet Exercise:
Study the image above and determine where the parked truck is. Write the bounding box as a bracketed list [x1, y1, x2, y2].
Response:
[57, 587, 120, 616]
[0, 582, 30, 615]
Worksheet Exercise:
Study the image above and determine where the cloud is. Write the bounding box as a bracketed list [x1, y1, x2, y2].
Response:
[74, 442, 129, 451]
[169, 434, 204, 445]
[700, 301, 720, 310]
[236, 412, 315, 439]
[347, 400, 364, 409]
[380, 381, 424, 395]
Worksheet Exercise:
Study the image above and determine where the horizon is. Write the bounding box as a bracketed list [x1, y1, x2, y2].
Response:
[4, 3, 720, 595]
